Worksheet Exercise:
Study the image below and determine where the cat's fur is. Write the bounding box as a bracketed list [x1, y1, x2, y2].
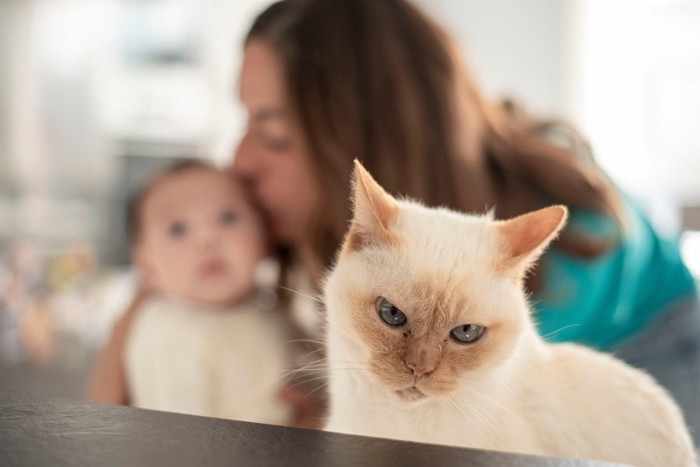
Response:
[322, 161, 695, 466]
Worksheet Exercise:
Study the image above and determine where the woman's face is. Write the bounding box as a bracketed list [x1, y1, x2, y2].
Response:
[233, 41, 321, 245]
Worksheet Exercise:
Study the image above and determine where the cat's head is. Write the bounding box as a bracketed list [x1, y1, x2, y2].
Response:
[323, 161, 567, 402]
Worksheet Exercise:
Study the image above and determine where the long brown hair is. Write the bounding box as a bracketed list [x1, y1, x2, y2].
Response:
[246, 0, 623, 291]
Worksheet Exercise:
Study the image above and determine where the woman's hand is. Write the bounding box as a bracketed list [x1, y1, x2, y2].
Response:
[279, 385, 326, 429]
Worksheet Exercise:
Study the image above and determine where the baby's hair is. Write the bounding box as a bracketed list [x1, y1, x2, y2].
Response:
[126, 159, 218, 248]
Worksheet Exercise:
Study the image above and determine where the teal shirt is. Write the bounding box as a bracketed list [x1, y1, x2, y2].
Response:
[533, 199, 697, 350]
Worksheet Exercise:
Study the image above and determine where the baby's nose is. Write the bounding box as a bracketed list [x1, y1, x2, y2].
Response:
[200, 229, 222, 250]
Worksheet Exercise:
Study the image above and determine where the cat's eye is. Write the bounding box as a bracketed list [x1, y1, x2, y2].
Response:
[450, 324, 485, 344]
[220, 210, 239, 226]
[168, 221, 187, 238]
[376, 297, 407, 327]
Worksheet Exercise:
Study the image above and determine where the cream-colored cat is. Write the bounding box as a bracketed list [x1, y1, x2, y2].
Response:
[323, 161, 695, 466]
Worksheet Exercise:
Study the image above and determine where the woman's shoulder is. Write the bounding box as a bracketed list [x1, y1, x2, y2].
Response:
[566, 207, 620, 241]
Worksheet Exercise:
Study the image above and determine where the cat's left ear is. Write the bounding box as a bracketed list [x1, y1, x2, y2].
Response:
[343, 160, 400, 253]
[495, 205, 568, 274]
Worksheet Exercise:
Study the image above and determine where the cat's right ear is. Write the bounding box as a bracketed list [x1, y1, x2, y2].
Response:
[343, 160, 400, 253]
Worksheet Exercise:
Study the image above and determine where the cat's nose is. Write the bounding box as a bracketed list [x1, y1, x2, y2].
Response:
[405, 360, 435, 378]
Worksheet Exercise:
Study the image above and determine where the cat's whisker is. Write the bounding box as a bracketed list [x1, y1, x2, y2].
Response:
[286, 356, 330, 370]
[276, 285, 324, 305]
[454, 393, 501, 435]
[491, 374, 516, 396]
[298, 348, 328, 360]
[447, 396, 495, 439]
[277, 357, 328, 368]
[275, 366, 328, 377]
[453, 398, 494, 435]
[461, 386, 515, 417]
[274, 366, 323, 374]
[326, 359, 368, 366]
[276, 358, 327, 371]
[284, 361, 330, 372]
[275, 367, 328, 384]
[447, 396, 474, 423]
[303, 381, 330, 399]
[290, 349, 330, 371]
[295, 356, 362, 371]
[459, 372, 516, 398]
[284, 374, 331, 390]
[451, 394, 500, 439]
[282, 338, 327, 347]
[277, 357, 368, 383]
[277, 362, 370, 387]
[539, 323, 581, 340]
[273, 360, 332, 383]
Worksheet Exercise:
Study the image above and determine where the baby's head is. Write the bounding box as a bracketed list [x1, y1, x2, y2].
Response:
[129, 160, 267, 306]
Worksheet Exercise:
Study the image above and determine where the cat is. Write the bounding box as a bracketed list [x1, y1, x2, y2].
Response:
[322, 160, 695, 466]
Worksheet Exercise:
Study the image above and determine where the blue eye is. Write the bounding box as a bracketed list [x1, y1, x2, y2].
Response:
[450, 324, 485, 344]
[221, 211, 239, 226]
[376, 297, 407, 327]
[169, 221, 187, 238]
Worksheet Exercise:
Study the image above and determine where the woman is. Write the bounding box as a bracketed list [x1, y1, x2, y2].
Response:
[233, 0, 700, 439]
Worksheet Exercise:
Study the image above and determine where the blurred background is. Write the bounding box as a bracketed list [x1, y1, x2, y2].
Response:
[0, 0, 698, 400]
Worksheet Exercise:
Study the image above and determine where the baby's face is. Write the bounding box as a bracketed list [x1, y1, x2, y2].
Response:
[137, 168, 267, 306]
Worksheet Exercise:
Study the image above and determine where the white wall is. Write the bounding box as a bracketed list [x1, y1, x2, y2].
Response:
[415, 0, 700, 204]
[575, 0, 700, 202]
[415, 0, 579, 119]
[210, 0, 273, 165]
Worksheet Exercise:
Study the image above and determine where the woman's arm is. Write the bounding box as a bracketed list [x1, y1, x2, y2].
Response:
[86, 289, 150, 404]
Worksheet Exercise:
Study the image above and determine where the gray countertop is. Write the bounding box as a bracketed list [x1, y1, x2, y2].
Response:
[0, 391, 626, 467]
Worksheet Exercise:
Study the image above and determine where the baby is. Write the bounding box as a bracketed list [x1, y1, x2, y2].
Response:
[124, 160, 291, 424]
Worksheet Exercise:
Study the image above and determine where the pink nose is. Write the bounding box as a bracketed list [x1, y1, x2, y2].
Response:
[405, 360, 435, 377]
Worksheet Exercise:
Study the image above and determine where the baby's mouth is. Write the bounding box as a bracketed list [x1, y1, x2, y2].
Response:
[200, 258, 227, 277]
[395, 386, 426, 401]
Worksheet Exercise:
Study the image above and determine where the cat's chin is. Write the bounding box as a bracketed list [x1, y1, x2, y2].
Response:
[395, 387, 428, 402]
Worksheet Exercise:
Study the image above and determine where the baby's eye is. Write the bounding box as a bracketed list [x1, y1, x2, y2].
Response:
[220, 211, 239, 226]
[168, 221, 187, 238]
[450, 324, 485, 344]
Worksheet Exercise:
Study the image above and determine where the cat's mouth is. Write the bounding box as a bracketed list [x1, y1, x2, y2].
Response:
[395, 387, 427, 401]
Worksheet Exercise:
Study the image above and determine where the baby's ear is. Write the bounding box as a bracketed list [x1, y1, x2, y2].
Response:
[343, 160, 399, 254]
[495, 205, 568, 275]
